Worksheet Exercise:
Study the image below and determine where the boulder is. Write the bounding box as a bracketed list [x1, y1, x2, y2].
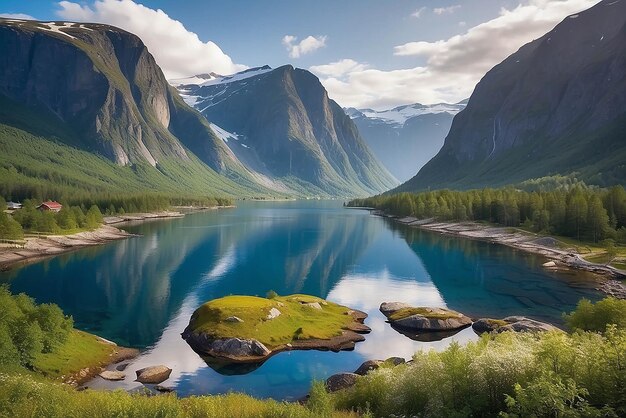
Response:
[543, 261, 557, 268]
[385, 357, 406, 366]
[354, 360, 383, 375]
[224, 316, 243, 323]
[473, 316, 560, 334]
[135, 365, 172, 384]
[304, 302, 322, 310]
[325, 373, 359, 392]
[99, 370, 126, 381]
[498, 317, 560, 333]
[381, 304, 472, 332]
[115, 363, 129, 371]
[266, 308, 281, 320]
[207, 338, 271, 358]
[379, 302, 411, 316]
[472, 318, 507, 334]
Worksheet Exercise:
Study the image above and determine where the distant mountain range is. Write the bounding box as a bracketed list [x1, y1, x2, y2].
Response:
[345, 102, 466, 182]
[171, 65, 397, 197]
[0, 19, 395, 198]
[397, 0, 626, 192]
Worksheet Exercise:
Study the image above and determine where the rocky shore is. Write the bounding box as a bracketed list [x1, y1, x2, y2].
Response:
[0, 225, 135, 270]
[375, 212, 626, 298]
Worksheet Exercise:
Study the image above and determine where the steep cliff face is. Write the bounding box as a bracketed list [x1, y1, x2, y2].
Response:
[174, 65, 398, 196]
[398, 0, 626, 192]
[347, 102, 466, 182]
[0, 18, 251, 183]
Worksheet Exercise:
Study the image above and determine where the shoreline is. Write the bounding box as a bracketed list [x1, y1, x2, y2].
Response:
[0, 207, 234, 271]
[372, 211, 626, 298]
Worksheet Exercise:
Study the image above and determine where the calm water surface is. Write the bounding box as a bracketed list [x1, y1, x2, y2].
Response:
[0, 201, 603, 400]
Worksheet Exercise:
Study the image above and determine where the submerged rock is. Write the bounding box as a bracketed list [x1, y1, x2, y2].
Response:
[135, 365, 172, 384]
[325, 373, 359, 392]
[99, 370, 126, 381]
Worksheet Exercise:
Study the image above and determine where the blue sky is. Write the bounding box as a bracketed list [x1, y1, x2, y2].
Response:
[0, 0, 599, 108]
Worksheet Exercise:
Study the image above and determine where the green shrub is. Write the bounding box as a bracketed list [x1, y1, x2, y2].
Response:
[564, 297, 626, 332]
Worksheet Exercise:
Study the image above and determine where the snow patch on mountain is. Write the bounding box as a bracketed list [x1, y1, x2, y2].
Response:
[169, 66, 272, 88]
[351, 102, 466, 126]
[210, 123, 239, 143]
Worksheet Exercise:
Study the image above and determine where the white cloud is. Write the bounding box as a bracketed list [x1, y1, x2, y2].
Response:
[411, 7, 427, 18]
[282, 34, 327, 58]
[315, 0, 599, 110]
[56, 0, 245, 79]
[433, 5, 462, 15]
[310, 59, 367, 78]
[0, 13, 35, 20]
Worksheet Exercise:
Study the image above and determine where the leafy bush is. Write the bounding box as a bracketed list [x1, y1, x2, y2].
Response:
[0, 286, 72, 367]
[564, 297, 626, 332]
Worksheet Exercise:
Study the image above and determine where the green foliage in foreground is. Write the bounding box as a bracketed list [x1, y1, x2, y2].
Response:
[350, 185, 626, 243]
[0, 373, 349, 418]
[565, 297, 626, 332]
[188, 294, 354, 349]
[0, 286, 73, 368]
[317, 329, 626, 417]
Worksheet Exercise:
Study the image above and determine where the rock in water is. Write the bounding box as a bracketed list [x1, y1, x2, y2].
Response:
[354, 360, 383, 375]
[99, 371, 126, 381]
[205, 338, 271, 358]
[325, 373, 359, 392]
[379, 302, 411, 316]
[135, 365, 172, 384]
[380, 303, 472, 331]
[472, 316, 560, 334]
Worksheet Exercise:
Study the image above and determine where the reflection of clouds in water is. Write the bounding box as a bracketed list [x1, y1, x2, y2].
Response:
[327, 270, 446, 311]
[327, 272, 478, 360]
[87, 247, 238, 392]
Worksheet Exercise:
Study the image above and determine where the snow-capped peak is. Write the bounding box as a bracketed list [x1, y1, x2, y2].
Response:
[346, 102, 466, 126]
[169, 66, 273, 88]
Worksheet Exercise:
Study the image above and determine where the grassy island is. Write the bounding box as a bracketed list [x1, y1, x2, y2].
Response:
[182, 294, 370, 362]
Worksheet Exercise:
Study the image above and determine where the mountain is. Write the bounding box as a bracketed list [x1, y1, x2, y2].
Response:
[397, 0, 626, 193]
[0, 18, 280, 198]
[346, 102, 466, 182]
[172, 65, 398, 197]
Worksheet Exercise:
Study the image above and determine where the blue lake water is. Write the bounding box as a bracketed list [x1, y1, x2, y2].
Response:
[0, 200, 603, 400]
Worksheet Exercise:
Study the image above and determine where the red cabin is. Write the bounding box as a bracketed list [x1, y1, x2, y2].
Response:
[37, 201, 63, 212]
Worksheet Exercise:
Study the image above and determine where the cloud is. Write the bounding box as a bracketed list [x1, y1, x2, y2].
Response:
[282, 34, 327, 58]
[411, 7, 427, 18]
[310, 59, 367, 78]
[0, 13, 35, 20]
[433, 5, 462, 15]
[56, 0, 245, 79]
[315, 0, 598, 110]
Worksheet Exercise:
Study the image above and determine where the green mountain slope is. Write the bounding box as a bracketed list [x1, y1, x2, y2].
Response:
[0, 18, 278, 198]
[173, 65, 398, 197]
[397, 0, 626, 192]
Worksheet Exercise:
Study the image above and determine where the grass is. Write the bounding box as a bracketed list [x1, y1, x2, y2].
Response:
[387, 307, 459, 322]
[31, 330, 117, 381]
[0, 372, 354, 418]
[187, 294, 355, 349]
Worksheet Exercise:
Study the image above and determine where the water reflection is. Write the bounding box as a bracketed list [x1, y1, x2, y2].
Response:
[0, 201, 602, 399]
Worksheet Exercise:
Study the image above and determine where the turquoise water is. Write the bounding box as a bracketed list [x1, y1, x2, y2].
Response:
[0, 201, 602, 400]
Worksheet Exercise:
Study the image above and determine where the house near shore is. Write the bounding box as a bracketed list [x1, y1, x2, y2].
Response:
[37, 201, 62, 212]
[6, 201, 22, 210]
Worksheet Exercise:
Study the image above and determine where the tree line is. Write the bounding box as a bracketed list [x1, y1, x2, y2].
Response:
[0, 194, 234, 240]
[349, 185, 626, 243]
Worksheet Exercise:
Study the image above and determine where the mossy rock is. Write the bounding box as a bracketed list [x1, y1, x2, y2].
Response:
[380, 303, 472, 332]
[182, 294, 370, 362]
